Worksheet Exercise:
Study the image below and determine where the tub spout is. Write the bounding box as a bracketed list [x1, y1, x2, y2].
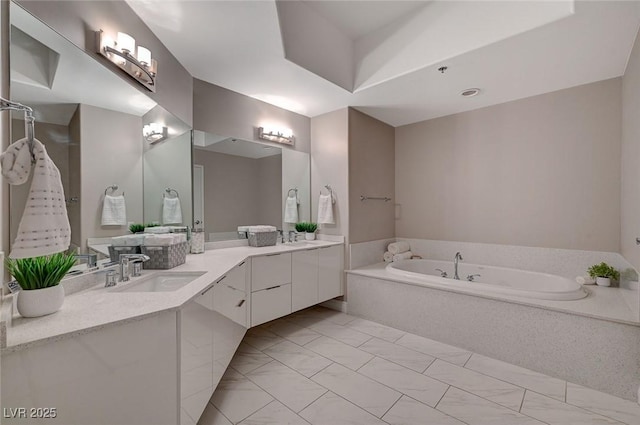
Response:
[454, 252, 463, 280]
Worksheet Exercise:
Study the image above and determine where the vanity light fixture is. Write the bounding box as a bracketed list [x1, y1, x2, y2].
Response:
[258, 126, 295, 146]
[143, 123, 168, 143]
[96, 30, 157, 92]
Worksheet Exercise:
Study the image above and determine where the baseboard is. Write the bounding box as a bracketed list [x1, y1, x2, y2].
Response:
[320, 299, 347, 313]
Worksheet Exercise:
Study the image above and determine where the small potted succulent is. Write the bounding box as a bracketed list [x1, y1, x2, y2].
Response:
[587, 262, 619, 287]
[295, 221, 318, 241]
[129, 223, 145, 234]
[5, 252, 76, 318]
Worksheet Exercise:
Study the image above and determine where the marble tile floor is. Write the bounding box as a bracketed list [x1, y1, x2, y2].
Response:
[196, 306, 640, 425]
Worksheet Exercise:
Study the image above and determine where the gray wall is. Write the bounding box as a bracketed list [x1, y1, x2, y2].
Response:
[79, 104, 143, 248]
[193, 79, 311, 154]
[348, 108, 395, 244]
[395, 78, 622, 252]
[193, 150, 282, 238]
[622, 28, 640, 272]
[143, 131, 192, 226]
[16, 0, 193, 126]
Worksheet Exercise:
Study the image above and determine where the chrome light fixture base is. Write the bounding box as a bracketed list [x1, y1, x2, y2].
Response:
[258, 126, 295, 146]
[96, 30, 157, 92]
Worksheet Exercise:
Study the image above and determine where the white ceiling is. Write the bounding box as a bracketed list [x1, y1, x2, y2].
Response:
[127, 0, 640, 127]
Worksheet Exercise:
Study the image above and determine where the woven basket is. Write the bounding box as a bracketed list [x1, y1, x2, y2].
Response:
[248, 231, 278, 247]
[141, 241, 189, 269]
[108, 245, 141, 263]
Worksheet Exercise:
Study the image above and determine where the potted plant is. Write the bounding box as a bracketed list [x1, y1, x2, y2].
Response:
[5, 252, 76, 318]
[587, 262, 619, 287]
[294, 222, 318, 240]
[129, 223, 145, 234]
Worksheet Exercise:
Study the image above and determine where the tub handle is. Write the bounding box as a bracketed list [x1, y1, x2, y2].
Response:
[435, 268, 448, 278]
[466, 274, 481, 282]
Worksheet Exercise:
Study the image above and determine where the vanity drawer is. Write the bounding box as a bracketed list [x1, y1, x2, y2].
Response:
[251, 253, 291, 292]
[213, 283, 247, 327]
[251, 283, 292, 326]
[221, 260, 248, 292]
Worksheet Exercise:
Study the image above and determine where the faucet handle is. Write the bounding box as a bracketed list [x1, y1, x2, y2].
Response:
[466, 274, 481, 282]
[435, 268, 448, 278]
[105, 270, 117, 287]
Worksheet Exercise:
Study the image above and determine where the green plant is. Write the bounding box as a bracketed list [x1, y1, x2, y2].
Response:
[295, 222, 318, 233]
[587, 262, 620, 280]
[145, 223, 160, 228]
[5, 253, 77, 291]
[129, 223, 145, 234]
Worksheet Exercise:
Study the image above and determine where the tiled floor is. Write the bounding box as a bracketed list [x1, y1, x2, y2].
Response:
[197, 306, 640, 425]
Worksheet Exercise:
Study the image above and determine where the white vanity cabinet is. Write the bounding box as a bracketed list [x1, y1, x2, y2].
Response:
[318, 245, 344, 300]
[292, 248, 319, 311]
[250, 253, 292, 326]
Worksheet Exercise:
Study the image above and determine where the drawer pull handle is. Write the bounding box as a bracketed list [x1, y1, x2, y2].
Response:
[265, 285, 281, 290]
[201, 285, 214, 295]
[239, 261, 245, 267]
[237, 299, 246, 307]
[266, 253, 281, 257]
[216, 275, 227, 284]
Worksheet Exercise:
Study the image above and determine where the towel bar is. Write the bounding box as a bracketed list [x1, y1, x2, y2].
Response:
[360, 195, 392, 202]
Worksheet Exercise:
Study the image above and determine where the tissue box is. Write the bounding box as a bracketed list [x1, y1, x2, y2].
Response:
[248, 231, 278, 247]
[108, 245, 141, 262]
[141, 241, 189, 269]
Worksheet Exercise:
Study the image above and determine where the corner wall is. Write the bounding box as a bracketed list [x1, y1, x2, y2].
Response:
[622, 27, 640, 272]
[395, 78, 622, 252]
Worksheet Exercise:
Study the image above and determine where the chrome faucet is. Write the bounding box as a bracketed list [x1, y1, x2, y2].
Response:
[74, 253, 97, 268]
[453, 252, 463, 280]
[288, 231, 299, 243]
[119, 254, 150, 282]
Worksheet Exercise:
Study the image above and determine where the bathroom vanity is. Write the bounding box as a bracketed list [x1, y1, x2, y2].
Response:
[1, 240, 343, 425]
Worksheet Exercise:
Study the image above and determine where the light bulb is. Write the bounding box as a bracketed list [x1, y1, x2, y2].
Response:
[137, 46, 151, 66]
[117, 32, 135, 54]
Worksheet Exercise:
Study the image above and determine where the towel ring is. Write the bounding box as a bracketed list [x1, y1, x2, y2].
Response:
[164, 188, 179, 198]
[320, 184, 336, 204]
[287, 188, 300, 205]
[104, 184, 124, 197]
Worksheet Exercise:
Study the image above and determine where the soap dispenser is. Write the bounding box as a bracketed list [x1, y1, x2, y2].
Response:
[191, 220, 205, 254]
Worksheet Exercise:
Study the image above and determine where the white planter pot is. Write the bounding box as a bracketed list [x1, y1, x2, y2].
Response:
[17, 285, 65, 318]
[596, 277, 611, 287]
[305, 232, 316, 241]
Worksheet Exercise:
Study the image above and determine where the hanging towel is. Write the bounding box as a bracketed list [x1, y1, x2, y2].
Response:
[101, 195, 127, 226]
[392, 251, 413, 262]
[163, 197, 183, 224]
[388, 241, 411, 255]
[1, 138, 70, 258]
[284, 195, 299, 223]
[317, 193, 334, 224]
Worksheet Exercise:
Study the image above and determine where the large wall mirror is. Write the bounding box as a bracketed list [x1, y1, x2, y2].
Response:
[8, 2, 192, 254]
[193, 130, 310, 242]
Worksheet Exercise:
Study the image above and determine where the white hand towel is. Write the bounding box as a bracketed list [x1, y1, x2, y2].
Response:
[144, 234, 175, 246]
[387, 241, 410, 255]
[383, 251, 393, 263]
[576, 275, 596, 285]
[317, 194, 334, 224]
[1, 138, 70, 258]
[248, 225, 277, 233]
[101, 195, 127, 226]
[111, 235, 144, 246]
[163, 197, 182, 224]
[392, 251, 413, 262]
[284, 195, 299, 223]
[144, 226, 171, 234]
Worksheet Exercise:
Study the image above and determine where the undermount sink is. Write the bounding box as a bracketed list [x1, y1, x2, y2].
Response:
[114, 271, 205, 293]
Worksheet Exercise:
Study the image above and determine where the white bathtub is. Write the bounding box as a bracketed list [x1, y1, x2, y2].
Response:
[386, 259, 587, 301]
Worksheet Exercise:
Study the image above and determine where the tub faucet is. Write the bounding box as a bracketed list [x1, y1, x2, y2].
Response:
[453, 252, 463, 280]
[119, 254, 150, 282]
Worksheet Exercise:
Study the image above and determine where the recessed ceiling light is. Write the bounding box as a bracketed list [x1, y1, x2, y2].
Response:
[461, 88, 481, 97]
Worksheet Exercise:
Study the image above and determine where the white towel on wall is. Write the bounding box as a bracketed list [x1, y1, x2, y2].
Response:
[317, 194, 334, 224]
[1, 138, 71, 258]
[388, 241, 410, 255]
[284, 195, 298, 223]
[101, 195, 127, 226]
[163, 197, 183, 224]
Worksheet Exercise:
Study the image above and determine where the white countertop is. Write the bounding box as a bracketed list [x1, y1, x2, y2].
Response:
[348, 263, 640, 326]
[2, 239, 342, 353]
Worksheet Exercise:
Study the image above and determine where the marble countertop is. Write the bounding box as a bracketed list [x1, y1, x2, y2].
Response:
[2, 239, 342, 353]
[348, 263, 640, 326]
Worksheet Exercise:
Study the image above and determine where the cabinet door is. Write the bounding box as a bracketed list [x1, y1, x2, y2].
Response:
[292, 249, 319, 311]
[213, 261, 249, 327]
[251, 284, 292, 326]
[180, 285, 215, 423]
[252, 253, 292, 291]
[318, 245, 344, 301]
